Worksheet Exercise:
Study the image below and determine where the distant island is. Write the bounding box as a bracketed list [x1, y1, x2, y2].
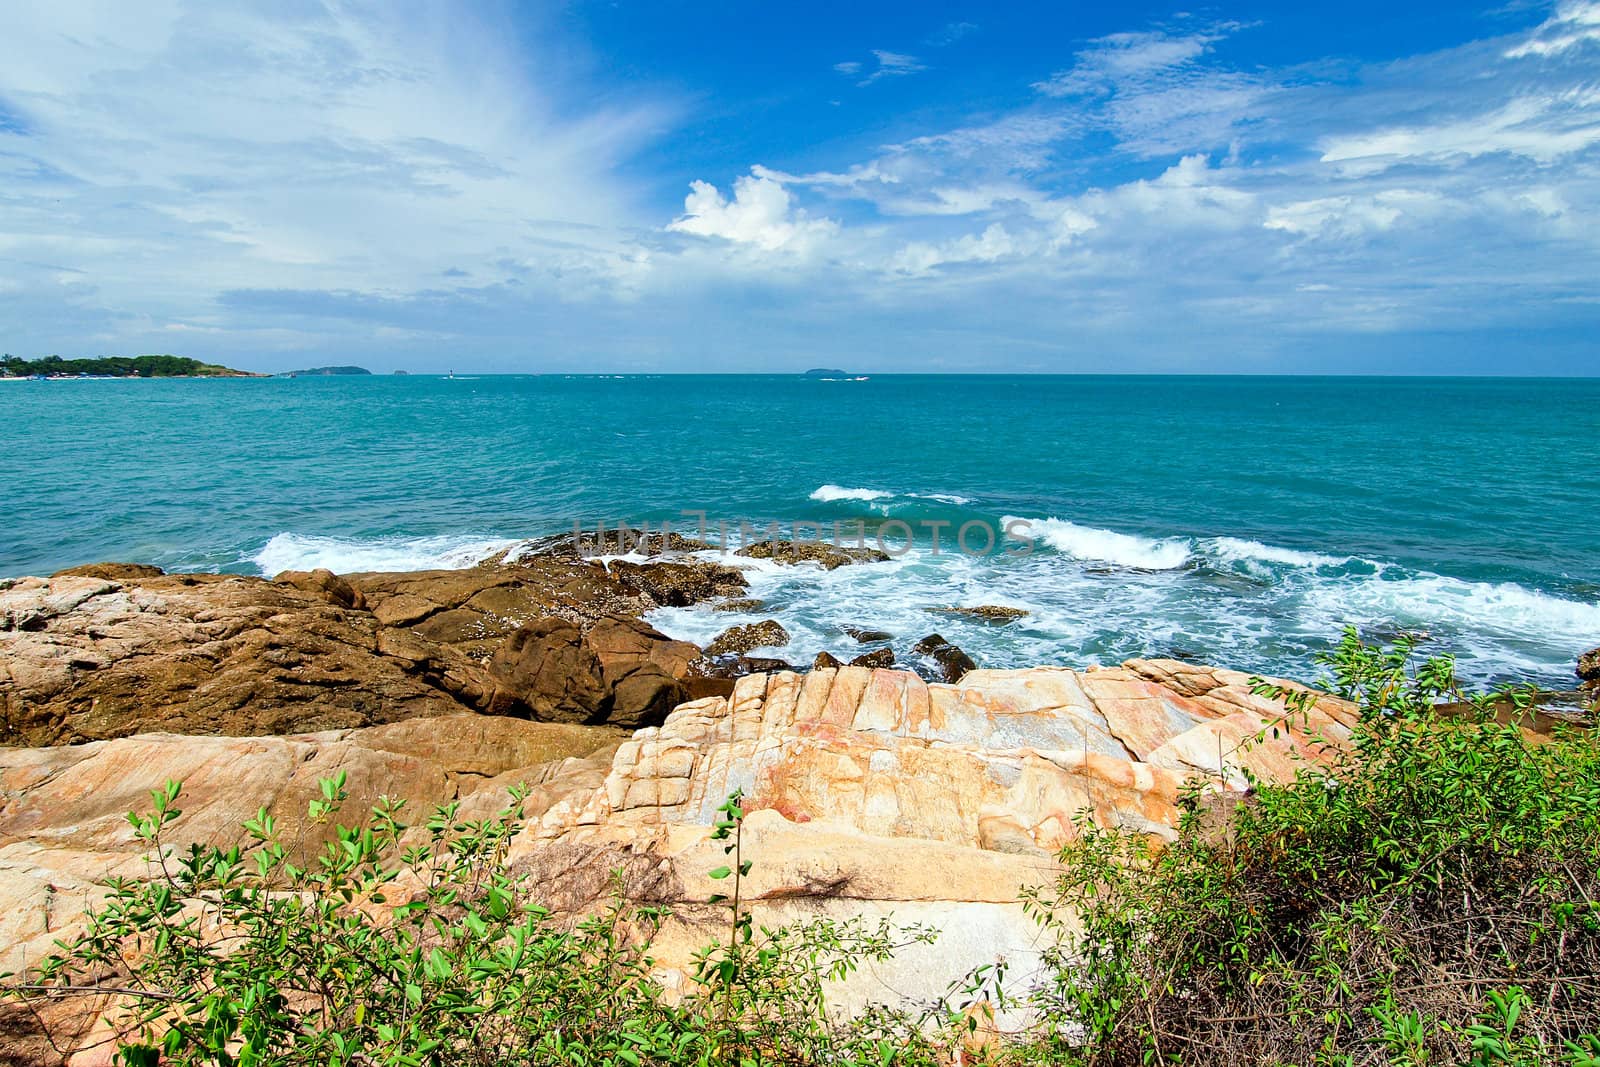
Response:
[282, 366, 371, 377]
[0, 354, 256, 378]
[803, 367, 868, 380]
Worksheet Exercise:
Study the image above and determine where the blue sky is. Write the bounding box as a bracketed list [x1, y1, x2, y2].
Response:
[1, 1, 1598, 374]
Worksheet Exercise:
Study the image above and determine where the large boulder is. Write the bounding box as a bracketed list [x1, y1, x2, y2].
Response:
[0, 574, 470, 746]
[486, 615, 699, 729]
[704, 620, 790, 656]
[1578, 646, 1600, 688]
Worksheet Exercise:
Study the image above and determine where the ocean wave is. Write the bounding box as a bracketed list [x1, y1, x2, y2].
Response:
[810, 484, 892, 502]
[1006, 516, 1192, 570]
[1204, 536, 1352, 569]
[251, 532, 515, 576]
[1301, 571, 1600, 644]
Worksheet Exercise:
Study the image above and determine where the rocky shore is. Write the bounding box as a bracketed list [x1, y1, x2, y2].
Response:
[2, 547, 1589, 1064]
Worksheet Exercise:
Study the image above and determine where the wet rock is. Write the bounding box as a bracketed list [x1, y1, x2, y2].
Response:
[1578, 646, 1600, 687]
[605, 559, 747, 608]
[705, 619, 790, 656]
[912, 633, 977, 683]
[812, 651, 844, 670]
[49, 562, 165, 580]
[849, 648, 896, 670]
[714, 597, 766, 613]
[926, 605, 1028, 623]
[490, 528, 716, 563]
[843, 626, 894, 643]
[735, 540, 889, 570]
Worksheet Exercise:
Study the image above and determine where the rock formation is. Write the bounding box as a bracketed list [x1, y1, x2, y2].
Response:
[0, 554, 746, 746]
[734, 540, 889, 569]
[0, 644, 1360, 1059]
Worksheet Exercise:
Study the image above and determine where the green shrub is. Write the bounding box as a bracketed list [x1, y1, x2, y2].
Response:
[1025, 629, 1600, 1066]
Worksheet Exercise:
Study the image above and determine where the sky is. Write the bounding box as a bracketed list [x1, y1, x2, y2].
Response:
[1, 1, 1597, 374]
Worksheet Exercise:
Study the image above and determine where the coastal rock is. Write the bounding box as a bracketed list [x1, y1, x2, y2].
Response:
[849, 648, 896, 669]
[0, 656, 1364, 1054]
[604, 559, 747, 608]
[704, 620, 790, 656]
[927, 605, 1028, 623]
[713, 597, 765, 613]
[735, 540, 889, 570]
[812, 651, 844, 670]
[0, 574, 469, 746]
[485, 616, 698, 729]
[48, 563, 164, 581]
[843, 626, 893, 643]
[911, 633, 977, 683]
[0, 716, 619, 975]
[499, 662, 1362, 1013]
[487, 529, 716, 563]
[0, 561, 713, 746]
[347, 561, 653, 656]
[273, 567, 364, 609]
[1578, 646, 1600, 687]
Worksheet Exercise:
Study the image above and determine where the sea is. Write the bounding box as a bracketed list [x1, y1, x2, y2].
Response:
[5, 373, 1598, 689]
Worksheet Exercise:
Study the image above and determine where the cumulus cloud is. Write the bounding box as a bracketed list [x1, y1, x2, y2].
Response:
[667, 172, 838, 253]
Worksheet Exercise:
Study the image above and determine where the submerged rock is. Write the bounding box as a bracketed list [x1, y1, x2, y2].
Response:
[926, 605, 1028, 623]
[843, 626, 894, 643]
[735, 540, 889, 570]
[713, 597, 765, 613]
[704, 619, 790, 656]
[912, 633, 978, 683]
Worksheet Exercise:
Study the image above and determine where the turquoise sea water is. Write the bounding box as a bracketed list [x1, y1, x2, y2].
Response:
[4, 374, 1598, 687]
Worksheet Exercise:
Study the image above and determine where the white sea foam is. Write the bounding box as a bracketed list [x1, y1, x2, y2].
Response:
[1301, 572, 1600, 643]
[251, 532, 515, 576]
[810, 484, 892, 503]
[1205, 537, 1351, 569]
[1006, 516, 1192, 570]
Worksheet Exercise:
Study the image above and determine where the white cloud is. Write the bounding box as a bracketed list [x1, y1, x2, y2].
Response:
[1265, 190, 1444, 238]
[892, 224, 1021, 274]
[1320, 92, 1600, 168]
[667, 172, 838, 253]
[1505, 0, 1600, 58]
[834, 49, 928, 86]
[0, 0, 666, 327]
